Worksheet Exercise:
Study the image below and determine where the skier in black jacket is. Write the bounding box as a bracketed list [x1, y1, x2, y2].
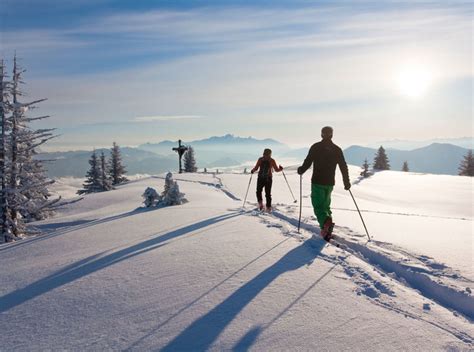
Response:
[297, 126, 351, 240]
[251, 148, 283, 212]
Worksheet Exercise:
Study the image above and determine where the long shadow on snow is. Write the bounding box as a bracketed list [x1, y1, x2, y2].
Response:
[232, 262, 339, 351]
[160, 239, 326, 352]
[126, 237, 293, 350]
[0, 207, 158, 253]
[0, 212, 241, 314]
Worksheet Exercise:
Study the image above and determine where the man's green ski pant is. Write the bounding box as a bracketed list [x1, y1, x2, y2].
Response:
[311, 183, 334, 229]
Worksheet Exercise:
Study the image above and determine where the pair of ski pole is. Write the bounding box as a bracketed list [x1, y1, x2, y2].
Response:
[297, 174, 371, 241]
[243, 172, 371, 242]
[242, 170, 297, 208]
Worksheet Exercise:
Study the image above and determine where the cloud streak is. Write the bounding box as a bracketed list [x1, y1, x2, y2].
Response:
[2, 2, 471, 148]
[133, 115, 202, 122]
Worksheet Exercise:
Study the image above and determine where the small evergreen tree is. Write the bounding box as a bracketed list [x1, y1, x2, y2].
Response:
[204, 167, 207, 173]
[373, 146, 390, 170]
[458, 150, 474, 176]
[360, 159, 371, 178]
[77, 151, 103, 194]
[142, 187, 160, 207]
[162, 172, 173, 197]
[243, 168, 248, 174]
[402, 161, 409, 172]
[160, 172, 187, 206]
[162, 180, 186, 205]
[100, 151, 113, 191]
[109, 142, 128, 185]
[183, 146, 197, 172]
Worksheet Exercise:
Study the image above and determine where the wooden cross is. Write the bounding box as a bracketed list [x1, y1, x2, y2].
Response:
[172, 139, 188, 173]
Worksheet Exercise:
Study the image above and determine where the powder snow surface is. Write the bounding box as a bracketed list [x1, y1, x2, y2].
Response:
[0, 169, 472, 351]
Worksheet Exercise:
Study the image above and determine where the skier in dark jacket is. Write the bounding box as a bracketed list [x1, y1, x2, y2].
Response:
[251, 148, 283, 212]
[297, 126, 351, 240]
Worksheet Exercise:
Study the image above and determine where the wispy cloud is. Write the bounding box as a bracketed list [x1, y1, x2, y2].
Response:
[133, 115, 202, 122]
[3, 2, 471, 148]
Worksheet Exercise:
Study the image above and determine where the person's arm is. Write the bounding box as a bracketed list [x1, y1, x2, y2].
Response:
[297, 145, 315, 175]
[338, 149, 351, 190]
[251, 158, 261, 173]
[271, 159, 283, 172]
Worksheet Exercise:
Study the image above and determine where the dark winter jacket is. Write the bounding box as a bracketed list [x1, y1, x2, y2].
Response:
[252, 157, 282, 178]
[298, 139, 350, 188]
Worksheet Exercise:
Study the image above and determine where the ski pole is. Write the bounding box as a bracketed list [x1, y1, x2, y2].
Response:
[281, 170, 297, 203]
[242, 173, 253, 208]
[298, 174, 302, 233]
[349, 189, 371, 241]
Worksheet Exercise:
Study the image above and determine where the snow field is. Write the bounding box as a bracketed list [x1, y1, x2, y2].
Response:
[0, 171, 473, 350]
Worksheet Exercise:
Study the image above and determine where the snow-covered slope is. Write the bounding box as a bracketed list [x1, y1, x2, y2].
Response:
[0, 170, 472, 351]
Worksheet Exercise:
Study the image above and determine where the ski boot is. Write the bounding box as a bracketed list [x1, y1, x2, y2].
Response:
[265, 206, 272, 213]
[258, 201, 264, 211]
[321, 217, 334, 242]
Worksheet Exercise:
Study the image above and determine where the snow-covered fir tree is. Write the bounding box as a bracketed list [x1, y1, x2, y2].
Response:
[243, 168, 248, 174]
[373, 146, 390, 170]
[162, 172, 173, 198]
[18, 141, 59, 222]
[8, 57, 22, 238]
[160, 172, 187, 206]
[1, 56, 59, 241]
[0, 60, 12, 241]
[77, 151, 103, 194]
[100, 151, 113, 191]
[162, 179, 186, 206]
[109, 142, 128, 185]
[183, 146, 197, 172]
[458, 150, 474, 176]
[360, 159, 371, 178]
[402, 161, 409, 172]
[142, 187, 160, 207]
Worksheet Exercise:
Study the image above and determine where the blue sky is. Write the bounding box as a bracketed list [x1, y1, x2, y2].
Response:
[1, 0, 472, 150]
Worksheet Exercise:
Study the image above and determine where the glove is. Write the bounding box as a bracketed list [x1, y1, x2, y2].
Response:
[251, 169, 255, 174]
[297, 167, 303, 175]
[344, 183, 351, 191]
[279, 165, 283, 170]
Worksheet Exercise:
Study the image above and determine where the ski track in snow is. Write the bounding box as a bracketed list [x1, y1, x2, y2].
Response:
[4, 173, 472, 348]
[249, 208, 474, 345]
[288, 202, 471, 221]
[153, 175, 241, 201]
[202, 176, 474, 344]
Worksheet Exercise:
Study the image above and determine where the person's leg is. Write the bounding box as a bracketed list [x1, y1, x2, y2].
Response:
[265, 177, 273, 208]
[321, 185, 334, 237]
[311, 184, 328, 229]
[256, 177, 264, 208]
[324, 185, 334, 220]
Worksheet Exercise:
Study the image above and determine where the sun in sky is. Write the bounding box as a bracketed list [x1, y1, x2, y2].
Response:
[396, 64, 434, 99]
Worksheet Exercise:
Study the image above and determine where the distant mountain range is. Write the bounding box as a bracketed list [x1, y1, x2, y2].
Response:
[367, 137, 473, 150]
[140, 134, 285, 151]
[38, 135, 472, 178]
[38, 147, 177, 178]
[138, 134, 289, 167]
[344, 143, 470, 175]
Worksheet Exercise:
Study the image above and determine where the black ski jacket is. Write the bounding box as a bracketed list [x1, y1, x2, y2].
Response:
[298, 140, 350, 187]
